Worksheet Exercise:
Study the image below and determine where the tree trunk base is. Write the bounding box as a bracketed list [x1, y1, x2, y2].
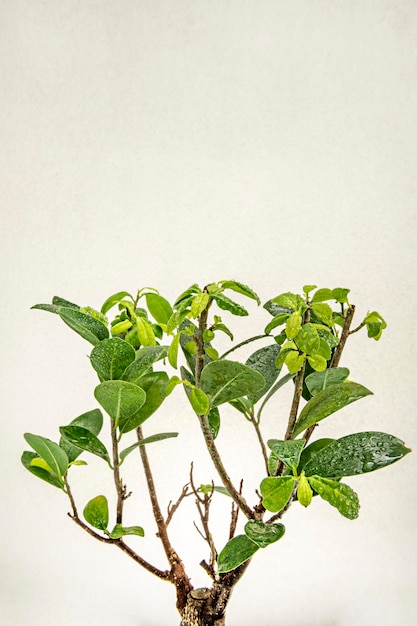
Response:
[180, 588, 226, 626]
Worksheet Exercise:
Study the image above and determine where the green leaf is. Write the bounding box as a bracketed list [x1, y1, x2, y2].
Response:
[208, 407, 220, 439]
[265, 313, 290, 335]
[145, 293, 173, 325]
[267, 439, 305, 472]
[90, 338, 136, 381]
[304, 432, 411, 478]
[270, 292, 304, 311]
[110, 524, 145, 539]
[311, 288, 334, 303]
[285, 351, 305, 374]
[308, 476, 359, 520]
[220, 280, 261, 305]
[213, 293, 248, 316]
[260, 476, 295, 512]
[286, 311, 302, 339]
[311, 303, 334, 326]
[168, 332, 182, 369]
[24, 433, 68, 478]
[213, 322, 233, 341]
[199, 484, 231, 497]
[190, 292, 210, 318]
[245, 344, 281, 405]
[298, 438, 335, 473]
[332, 288, 350, 304]
[94, 381, 146, 432]
[364, 311, 387, 341]
[111, 319, 133, 335]
[129, 372, 169, 427]
[101, 291, 133, 315]
[21, 451, 65, 489]
[136, 316, 156, 347]
[59, 426, 111, 465]
[189, 387, 210, 415]
[305, 368, 350, 396]
[297, 472, 313, 507]
[83, 495, 109, 530]
[174, 284, 200, 307]
[200, 360, 265, 407]
[119, 432, 179, 463]
[307, 354, 327, 372]
[294, 323, 320, 354]
[292, 382, 373, 438]
[263, 300, 292, 317]
[303, 285, 317, 296]
[217, 535, 259, 573]
[122, 346, 167, 383]
[244, 521, 285, 548]
[60, 309, 109, 345]
[59, 409, 104, 463]
[52, 296, 80, 309]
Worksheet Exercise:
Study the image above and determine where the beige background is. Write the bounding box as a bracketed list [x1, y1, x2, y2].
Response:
[1, 1, 416, 624]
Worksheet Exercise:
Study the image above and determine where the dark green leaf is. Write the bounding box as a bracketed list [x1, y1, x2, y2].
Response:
[110, 524, 145, 539]
[83, 495, 109, 530]
[305, 368, 350, 396]
[52, 296, 80, 310]
[213, 293, 248, 316]
[308, 476, 359, 519]
[59, 309, 109, 345]
[128, 372, 169, 427]
[145, 293, 173, 325]
[59, 409, 103, 462]
[101, 291, 133, 315]
[90, 338, 135, 381]
[200, 360, 265, 407]
[24, 433, 68, 478]
[208, 407, 220, 439]
[263, 300, 292, 317]
[220, 280, 261, 305]
[244, 521, 285, 548]
[298, 438, 335, 473]
[21, 451, 65, 489]
[260, 476, 295, 512]
[119, 432, 179, 463]
[122, 346, 168, 383]
[174, 284, 200, 307]
[267, 439, 305, 472]
[292, 382, 373, 438]
[59, 426, 111, 465]
[304, 432, 411, 477]
[95, 380, 146, 433]
[217, 535, 259, 573]
[245, 344, 281, 405]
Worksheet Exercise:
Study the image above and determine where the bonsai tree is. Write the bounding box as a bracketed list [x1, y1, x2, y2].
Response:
[22, 281, 411, 626]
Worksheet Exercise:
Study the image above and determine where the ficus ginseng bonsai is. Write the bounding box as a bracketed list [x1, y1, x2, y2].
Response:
[22, 281, 411, 625]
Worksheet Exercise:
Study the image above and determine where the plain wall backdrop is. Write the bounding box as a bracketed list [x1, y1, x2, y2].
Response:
[1, 1, 416, 624]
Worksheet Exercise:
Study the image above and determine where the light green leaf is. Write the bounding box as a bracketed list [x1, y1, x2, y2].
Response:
[83, 495, 109, 530]
[305, 368, 350, 396]
[294, 323, 320, 354]
[94, 381, 146, 432]
[205, 347, 219, 361]
[213, 293, 248, 316]
[217, 535, 259, 573]
[297, 472, 313, 507]
[21, 451, 65, 489]
[59, 409, 104, 463]
[245, 344, 281, 405]
[190, 292, 210, 318]
[270, 292, 304, 311]
[265, 313, 290, 335]
[128, 372, 169, 427]
[285, 351, 305, 374]
[307, 354, 327, 372]
[267, 439, 305, 472]
[168, 332, 182, 369]
[308, 476, 359, 520]
[200, 360, 265, 407]
[304, 432, 411, 477]
[292, 382, 373, 438]
[24, 433, 68, 478]
[311, 303, 334, 326]
[136, 316, 156, 347]
[311, 288, 334, 303]
[286, 311, 302, 339]
[332, 288, 350, 304]
[101, 291, 133, 315]
[174, 284, 200, 307]
[59, 426, 111, 465]
[122, 346, 168, 383]
[111, 319, 133, 335]
[189, 387, 210, 415]
[303, 285, 317, 296]
[90, 338, 136, 381]
[260, 476, 295, 512]
[110, 524, 145, 539]
[119, 432, 179, 463]
[220, 280, 261, 305]
[145, 293, 173, 325]
[244, 521, 285, 548]
[30, 457, 53, 472]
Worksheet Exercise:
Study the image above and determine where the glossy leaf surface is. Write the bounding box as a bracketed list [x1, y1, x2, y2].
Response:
[213, 293, 248, 316]
[244, 521, 285, 548]
[292, 382, 373, 438]
[267, 439, 305, 472]
[101, 291, 133, 315]
[60, 309, 109, 345]
[145, 293, 173, 325]
[119, 432, 178, 463]
[83, 495, 109, 530]
[298, 438, 335, 473]
[304, 432, 411, 477]
[245, 344, 281, 405]
[21, 451, 64, 489]
[217, 535, 259, 573]
[24, 433, 68, 478]
[127, 372, 169, 427]
[122, 346, 167, 383]
[59, 409, 104, 463]
[94, 381, 146, 432]
[260, 476, 295, 512]
[59, 426, 111, 465]
[305, 368, 350, 396]
[297, 472, 313, 507]
[220, 280, 261, 305]
[200, 360, 265, 407]
[90, 338, 135, 381]
[308, 476, 359, 519]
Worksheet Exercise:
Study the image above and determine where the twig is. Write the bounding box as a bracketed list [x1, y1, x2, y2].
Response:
[229, 480, 243, 540]
[250, 415, 269, 475]
[166, 483, 191, 527]
[111, 423, 124, 524]
[190, 465, 217, 578]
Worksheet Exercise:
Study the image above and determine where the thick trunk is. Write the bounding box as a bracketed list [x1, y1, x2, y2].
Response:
[179, 588, 227, 626]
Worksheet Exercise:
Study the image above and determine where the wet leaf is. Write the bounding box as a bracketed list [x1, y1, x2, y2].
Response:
[168, 332, 181, 368]
[90, 338, 135, 381]
[21, 451, 65, 489]
[127, 372, 169, 427]
[294, 323, 320, 354]
[190, 292, 210, 318]
[122, 346, 168, 383]
[297, 472, 313, 507]
[101, 291, 133, 315]
[208, 407, 220, 439]
[292, 382, 373, 438]
[83, 495, 109, 530]
[305, 368, 350, 396]
[298, 438, 335, 473]
[307, 354, 327, 372]
[245, 344, 281, 405]
[24, 433, 68, 478]
[217, 535, 259, 573]
[308, 476, 359, 520]
[136, 316, 156, 347]
[311, 288, 334, 303]
[94, 380, 146, 432]
[189, 387, 210, 415]
[286, 311, 302, 339]
[200, 360, 265, 407]
[59, 309, 109, 345]
[267, 439, 305, 472]
[59, 426, 111, 465]
[304, 432, 411, 477]
[220, 280, 261, 305]
[213, 293, 248, 316]
[59, 409, 104, 463]
[244, 521, 285, 548]
[260, 476, 295, 512]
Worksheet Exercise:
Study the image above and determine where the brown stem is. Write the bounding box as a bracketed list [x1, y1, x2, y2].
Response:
[229, 480, 243, 539]
[190, 466, 217, 577]
[111, 423, 124, 524]
[250, 415, 269, 475]
[166, 483, 191, 527]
